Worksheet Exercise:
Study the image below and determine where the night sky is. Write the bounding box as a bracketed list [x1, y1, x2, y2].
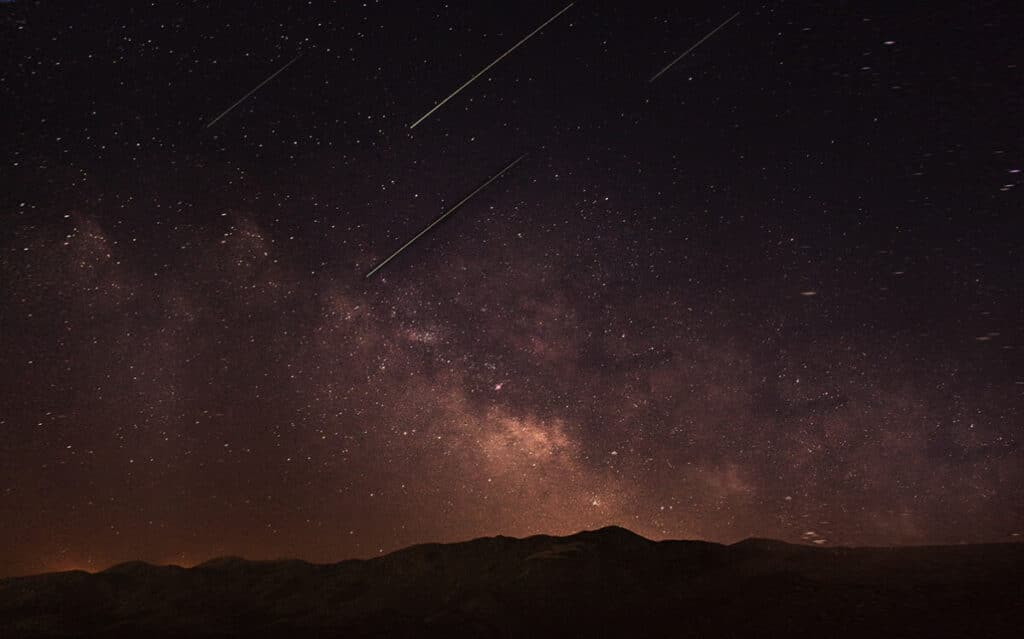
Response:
[1, 1, 1021, 578]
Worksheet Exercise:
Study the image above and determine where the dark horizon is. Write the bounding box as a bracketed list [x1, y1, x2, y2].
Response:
[3, 525, 1022, 638]
[5, 524, 1023, 580]
[2, 1, 1021, 581]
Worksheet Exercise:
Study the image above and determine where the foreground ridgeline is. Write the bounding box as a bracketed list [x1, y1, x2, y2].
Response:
[1, 527, 1021, 638]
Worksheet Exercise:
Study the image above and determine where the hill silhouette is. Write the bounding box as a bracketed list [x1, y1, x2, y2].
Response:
[1, 526, 1021, 638]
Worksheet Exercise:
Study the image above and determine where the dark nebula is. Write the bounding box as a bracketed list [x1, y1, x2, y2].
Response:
[0, 1, 1021, 577]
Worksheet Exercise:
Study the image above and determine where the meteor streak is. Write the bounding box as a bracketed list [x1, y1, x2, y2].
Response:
[649, 11, 740, 83]
[365, 153, 528, 279]
[408, 3, 574, 130]
[206, 53, 303, 128]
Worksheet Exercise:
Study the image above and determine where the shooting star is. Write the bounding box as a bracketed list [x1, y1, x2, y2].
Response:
[649, 11, 740, 82]
[365, 153, 528, 279]
[409, 3, 574, 130]
[206, 53, 303, 128]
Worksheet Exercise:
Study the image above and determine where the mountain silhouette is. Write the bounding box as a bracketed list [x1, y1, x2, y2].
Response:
[1, 526, 1021, 638]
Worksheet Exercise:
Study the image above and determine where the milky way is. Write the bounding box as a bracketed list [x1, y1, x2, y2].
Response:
[1, 1, 1021, 577]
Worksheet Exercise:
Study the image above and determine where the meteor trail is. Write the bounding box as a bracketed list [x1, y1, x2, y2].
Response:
[206, 53, 303, 128]
[649, 11, 740, 83]
[408, 3, 574, 130]
[365, 153, 528, 279]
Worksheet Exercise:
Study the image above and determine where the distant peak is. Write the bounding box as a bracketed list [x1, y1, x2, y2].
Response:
[574, 525, 649, 542]
[732, 537, 796, 550]
[594, 525, 639, 535]
[195, 556, 249, 569]
[102, 560, 158, 574]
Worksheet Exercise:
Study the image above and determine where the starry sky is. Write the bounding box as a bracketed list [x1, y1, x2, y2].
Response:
[1, 1, 1021, 577]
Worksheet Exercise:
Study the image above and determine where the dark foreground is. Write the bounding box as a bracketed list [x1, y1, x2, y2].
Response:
[1, 527, 1022, 638]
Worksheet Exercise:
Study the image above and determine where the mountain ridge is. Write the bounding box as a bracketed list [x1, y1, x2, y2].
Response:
[16, 526, 1023, 579]
[2, 526, 1022, 638]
